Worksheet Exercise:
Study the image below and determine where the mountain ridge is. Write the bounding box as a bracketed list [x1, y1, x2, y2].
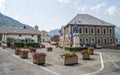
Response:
[0, 13, 29, 27]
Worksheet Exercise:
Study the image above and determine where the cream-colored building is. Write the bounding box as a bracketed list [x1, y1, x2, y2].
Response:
[40, 30, 51, 43]
[60, 14, 116, 47]
[0, 25, 41, 44]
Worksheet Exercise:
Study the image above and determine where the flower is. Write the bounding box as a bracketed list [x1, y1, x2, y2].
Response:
[20, 50, 29, 53]
[15, 48, 22, 52]
[64, 52, 77, 57]
[33, 52, 46, 58]
[80, 49, 88, 54]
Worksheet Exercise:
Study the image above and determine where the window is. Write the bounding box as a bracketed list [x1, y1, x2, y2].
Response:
[103, 28, 106, 34]
[91, 28, 94, 34]
[109, 28, 112, 34]
[97, 39, 100, 44]
[79, 28, 82, 33]
[80, 38, 82, 42]
[0, 34, 2, 41]
[110, 38, 113, 44]
[91, 38, 95, 43]
[19, 34, 21, 37]
[31, 35, 34, 37]
[103, 38, 107, 44]
[97, 28, 100, 34]
[85, 27, 88, 34]
[85, 38, 89, 43]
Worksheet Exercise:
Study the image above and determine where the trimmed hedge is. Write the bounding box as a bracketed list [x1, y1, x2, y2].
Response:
[26, 43, 39, 48]
[64, 47, 87, 51]
[14, 42, 39, 48]
[14, 42, 24, 48]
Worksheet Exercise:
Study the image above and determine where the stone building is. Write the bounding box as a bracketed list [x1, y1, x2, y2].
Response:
[60, 14, 116, 47]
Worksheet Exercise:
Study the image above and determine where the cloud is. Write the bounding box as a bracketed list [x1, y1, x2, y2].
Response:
[58, 0, 70, 3]
[14, 14, 20, 20]
[105, 6, 117, 15]
[76, 5, 89, 13]
[90, 3, 105, 11]
[0, 0, 6, 11]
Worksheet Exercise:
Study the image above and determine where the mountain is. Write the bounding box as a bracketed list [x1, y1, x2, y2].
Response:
[115, 27, 120, 41]
[48, 29, 60, 36]
[0, 13, 29, 27]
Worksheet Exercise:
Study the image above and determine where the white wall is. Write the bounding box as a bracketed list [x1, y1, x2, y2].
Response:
[3, 34, 38, 43]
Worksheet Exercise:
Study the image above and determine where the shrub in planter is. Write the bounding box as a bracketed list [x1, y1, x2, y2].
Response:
[64, 47, 87, 52]
[11, 46, 17, 49]
[15, 48, 22, 55]
[20, 50, 29, 59]
[62, 52, 78, 65]
[33, 52, 46, 65]
[28, 46, 37, 53]
[88, 47, 94, 55]
[80, 49, 90, 60]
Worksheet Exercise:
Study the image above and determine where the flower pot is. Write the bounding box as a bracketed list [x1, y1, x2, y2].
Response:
[88, 47, 94, 55]
[82, 52, 90, 60]
[33, 53, 46, 65]
[2, 46, 6, 49]
[11, 46, 17, 49]
[15, 48, 21, 55]
[20, 50, 29, 59]
[62, 55, 78, 65]
[47, 48, 52, 52]
[28, 47, 37, 53]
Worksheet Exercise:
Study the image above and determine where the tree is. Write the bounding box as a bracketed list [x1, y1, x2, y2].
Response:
[51, 35, 60, 42]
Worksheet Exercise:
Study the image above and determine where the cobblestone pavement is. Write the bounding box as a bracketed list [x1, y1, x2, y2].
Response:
[0, 47, 120, 75]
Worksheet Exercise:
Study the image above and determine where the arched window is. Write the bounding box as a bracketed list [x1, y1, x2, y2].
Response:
[109, 28, 112, 34]
[97, 29, 100, 34]
[104, 39, 107, 44]
[79, 28, 82, 33]
[85, 27, 88, 34]
[103, 28, 106, 34]
[91, 28, 94, 34]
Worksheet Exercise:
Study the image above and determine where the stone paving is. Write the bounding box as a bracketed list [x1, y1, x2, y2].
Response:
[6, 47, 101, 75]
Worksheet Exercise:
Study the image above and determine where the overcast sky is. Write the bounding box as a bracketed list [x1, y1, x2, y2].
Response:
[0, 0, 120, 31]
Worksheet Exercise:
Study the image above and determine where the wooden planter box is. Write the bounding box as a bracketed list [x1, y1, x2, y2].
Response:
[2, 46, 7, 49]
[47, 48, 52, 52]
[33, 55, 46, 65]
[62, 56, 78, 65]
[20, 50, 29, 59]
[82, 52, 90, 60]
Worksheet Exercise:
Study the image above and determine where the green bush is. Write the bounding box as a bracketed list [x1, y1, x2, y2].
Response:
[64, 47, 87, 51]
[14, 42, 24, 48]
[14, 42, 40, 48]
[26, 42, 39, 48]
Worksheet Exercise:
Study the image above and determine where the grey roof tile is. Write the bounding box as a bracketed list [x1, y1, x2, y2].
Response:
[0, 26, 41, 34]
[68, 14, 115, 26]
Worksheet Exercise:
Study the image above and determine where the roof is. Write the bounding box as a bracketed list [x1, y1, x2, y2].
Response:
[68, 14, 115, 26]
[0, 26, 41, 35]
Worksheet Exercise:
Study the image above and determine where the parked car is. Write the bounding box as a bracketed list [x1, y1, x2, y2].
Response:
[96, 44, 102, 49]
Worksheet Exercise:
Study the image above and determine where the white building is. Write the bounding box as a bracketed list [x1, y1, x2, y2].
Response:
[40, 30, 51, 43]
[0, 25, 41, 44]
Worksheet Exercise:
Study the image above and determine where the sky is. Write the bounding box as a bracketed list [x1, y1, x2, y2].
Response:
[0, 0, 120, 31]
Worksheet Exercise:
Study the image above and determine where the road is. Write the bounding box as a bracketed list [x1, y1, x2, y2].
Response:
[96, 49, 120, 75]
[0, 47, 120, 75]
